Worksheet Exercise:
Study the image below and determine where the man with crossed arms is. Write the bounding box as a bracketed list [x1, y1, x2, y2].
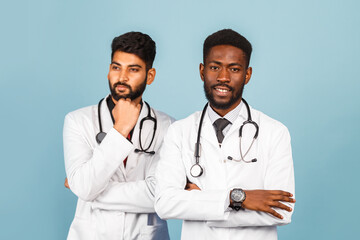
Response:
[155, 29, 295, 240]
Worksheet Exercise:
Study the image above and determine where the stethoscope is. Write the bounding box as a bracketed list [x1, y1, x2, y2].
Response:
[190, 98, 259, 178]
[96, 97, 157, 155]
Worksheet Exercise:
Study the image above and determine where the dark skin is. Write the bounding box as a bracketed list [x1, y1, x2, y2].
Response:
[185, 45, 295, 219]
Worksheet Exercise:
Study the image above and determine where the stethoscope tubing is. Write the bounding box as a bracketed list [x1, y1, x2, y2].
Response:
[191, 98, 259, 178]
[96, 97, 157, 154]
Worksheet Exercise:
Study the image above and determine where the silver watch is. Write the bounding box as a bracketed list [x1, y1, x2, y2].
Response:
[230, 188, 246, 211]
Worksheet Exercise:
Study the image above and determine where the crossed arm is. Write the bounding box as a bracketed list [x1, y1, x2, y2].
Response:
[186, 181, 295, 220]
[155, 123, 295, 227]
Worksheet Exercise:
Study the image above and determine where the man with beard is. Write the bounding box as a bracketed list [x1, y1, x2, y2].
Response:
[155, 29, 295, 240]
[63, 32, 171, 240]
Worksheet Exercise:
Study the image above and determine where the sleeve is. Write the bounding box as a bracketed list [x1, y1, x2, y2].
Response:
[90, 148, 160, 213]
[90, 116, 176, 213]
[207, 126, 295, 227]
[63, 113, 133, 202]
[154, 123, 230, 221]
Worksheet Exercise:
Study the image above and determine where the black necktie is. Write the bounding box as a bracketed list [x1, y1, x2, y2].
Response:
[213, 118, 230, 145]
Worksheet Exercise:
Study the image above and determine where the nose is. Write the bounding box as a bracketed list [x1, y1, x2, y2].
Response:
[119, 69, 129, 82]
[217, 68, 230, 82]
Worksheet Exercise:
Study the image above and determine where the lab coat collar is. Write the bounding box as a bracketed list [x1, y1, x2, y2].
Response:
[198, 106, 223, 149]
[207, 101, 243, 125]
[199, 101, 249, 147]
[224, 101, 249, 138]
[99, 95, 114, 134]
[131, 99, 156, 155]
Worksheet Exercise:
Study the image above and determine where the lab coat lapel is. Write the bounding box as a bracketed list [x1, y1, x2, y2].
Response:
[225, 101, 247, 139]
[100, 95, 114, 133]
[127, 100, 154, 172]
[199, 110, 221, 149]
[100, 95, 127, 176]
[226, 101, 257, 154]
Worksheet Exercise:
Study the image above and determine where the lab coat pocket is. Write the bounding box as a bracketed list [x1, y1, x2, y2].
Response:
[140, 224, 169, 240]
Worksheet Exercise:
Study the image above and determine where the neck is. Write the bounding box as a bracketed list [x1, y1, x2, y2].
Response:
[210, 99, 242, 117]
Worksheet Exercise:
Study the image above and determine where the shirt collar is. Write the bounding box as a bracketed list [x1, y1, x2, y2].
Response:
[207, 101, 243, 125]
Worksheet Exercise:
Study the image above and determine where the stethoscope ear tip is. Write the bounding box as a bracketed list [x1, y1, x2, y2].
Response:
[252, 158, 257, 162]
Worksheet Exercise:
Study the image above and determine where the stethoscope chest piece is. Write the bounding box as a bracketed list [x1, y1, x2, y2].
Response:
[96, 132, 106, 144]
[190, 163, 203, 178]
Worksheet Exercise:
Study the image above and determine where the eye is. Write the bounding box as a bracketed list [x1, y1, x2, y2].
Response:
[129, 68, 140, 72]
[230, 68, 240, 72]
[209, 66, 219, 71]
[112, 65, 120, 70]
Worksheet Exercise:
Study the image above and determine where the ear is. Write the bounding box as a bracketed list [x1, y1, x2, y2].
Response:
[107, 64, 112, 80]
[146, 68, 156, 85]
[199, 63, 205, 82]
[245, 67, 252, 85]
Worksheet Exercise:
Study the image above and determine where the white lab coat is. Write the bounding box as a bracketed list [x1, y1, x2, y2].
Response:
[63, 96, 172, 240]
[155, 102, 295, 240]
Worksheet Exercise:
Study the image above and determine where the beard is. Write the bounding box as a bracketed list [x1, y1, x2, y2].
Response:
[109, 77, 147, 101]
[203, 80, 244, 110]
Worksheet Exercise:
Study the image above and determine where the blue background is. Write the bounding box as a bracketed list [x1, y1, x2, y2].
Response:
[1, 0, 359, 239]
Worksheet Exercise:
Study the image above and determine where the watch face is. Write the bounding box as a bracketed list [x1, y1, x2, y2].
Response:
[231, 189, 245, 202]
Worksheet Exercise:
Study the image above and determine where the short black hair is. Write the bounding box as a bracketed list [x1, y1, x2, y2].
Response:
[111, 31, 156, 70]
[203, 29, 252, 67]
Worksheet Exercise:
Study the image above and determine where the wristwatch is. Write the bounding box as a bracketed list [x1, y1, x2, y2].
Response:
[230, 188, 246, 211]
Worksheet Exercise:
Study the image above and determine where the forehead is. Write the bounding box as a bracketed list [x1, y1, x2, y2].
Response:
[112, 51, 146, 66]
[206, 45, 247, 64]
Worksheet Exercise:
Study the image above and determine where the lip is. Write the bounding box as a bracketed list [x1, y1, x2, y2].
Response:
[213, 86, 231, 97]
[116, 85, 130, 92]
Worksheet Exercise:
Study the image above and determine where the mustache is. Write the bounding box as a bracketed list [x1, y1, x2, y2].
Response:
[211, 83, 233, 91]
[113, 82, 131, 89]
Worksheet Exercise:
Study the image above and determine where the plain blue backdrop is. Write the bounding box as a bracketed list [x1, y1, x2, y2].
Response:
[1, 0, 359, 239]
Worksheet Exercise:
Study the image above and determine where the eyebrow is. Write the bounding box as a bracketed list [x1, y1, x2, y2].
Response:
[111, 62, 142, 68]
[228, 63, 243, 68]
[208, 61, 243, 68]
[111, 61, 121, 66]
[128, 64, 142, 68]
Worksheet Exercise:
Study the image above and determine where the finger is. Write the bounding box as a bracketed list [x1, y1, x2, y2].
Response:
[271, 195, 296, 203]
[267, 208, 283, 219]
[118, 98, 126, 104]
[272, 201, 293, 212]
[64, 180, 70, 189]
[269, 190, 293, 197]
